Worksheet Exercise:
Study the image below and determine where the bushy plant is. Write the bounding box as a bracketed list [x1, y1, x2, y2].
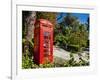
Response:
[22, 54, 33, 69]
[54, 13, 89, 53]
[63, 53, 89, 67]
[22, 38, 34, 69]
[39, 63, 54, 68]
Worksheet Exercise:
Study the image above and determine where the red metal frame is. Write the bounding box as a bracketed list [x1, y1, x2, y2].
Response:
[34, 19, 53, 64]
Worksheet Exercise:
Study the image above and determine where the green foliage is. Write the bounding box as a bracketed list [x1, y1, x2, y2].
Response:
[63, 53, 89, 67]
[54, 13, 89, 53]
[22, 38, 34, 69]
[54, 33, 67, 46]
[64, 13, 78, 26]
[22, 55, 33, 69]
[36, 12, 57, 25]
[39, 63, 54, 68]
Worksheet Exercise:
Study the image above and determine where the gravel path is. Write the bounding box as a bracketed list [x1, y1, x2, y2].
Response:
[53, 46, 71, 60]
[53, 46, 89, 63]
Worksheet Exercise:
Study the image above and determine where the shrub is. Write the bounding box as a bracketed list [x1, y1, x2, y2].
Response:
[22, 55, 33, 69]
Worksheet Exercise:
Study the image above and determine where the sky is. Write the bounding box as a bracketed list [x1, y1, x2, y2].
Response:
[57, 12, 89, 24]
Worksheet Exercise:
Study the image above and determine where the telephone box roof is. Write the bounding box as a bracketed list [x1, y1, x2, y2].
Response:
[36, 19, 53, 26]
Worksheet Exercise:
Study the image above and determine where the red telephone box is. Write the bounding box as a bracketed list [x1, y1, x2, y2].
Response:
[34, 19, 53, 64]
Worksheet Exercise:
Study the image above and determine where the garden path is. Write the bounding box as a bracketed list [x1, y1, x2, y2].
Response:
[53, 46, 71, 60]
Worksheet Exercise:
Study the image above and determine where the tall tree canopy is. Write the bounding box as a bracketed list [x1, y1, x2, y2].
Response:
[54, 13, 89, 52]
[36, 12, 57, 26]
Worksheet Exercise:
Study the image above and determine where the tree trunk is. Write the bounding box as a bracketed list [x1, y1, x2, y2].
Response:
[23, 11, 36, 55]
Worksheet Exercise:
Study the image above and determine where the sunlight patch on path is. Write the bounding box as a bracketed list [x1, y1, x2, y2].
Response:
[53, 46, 71, 60]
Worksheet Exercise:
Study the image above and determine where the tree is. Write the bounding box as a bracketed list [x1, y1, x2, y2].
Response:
[36, 12, 57, 26]
[87, 17, 89, 31]
[67, 25, 88, 52]
[63, 13, 78, 27]
[22, 11, 36, 55]
[54, 13, 89, 52]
